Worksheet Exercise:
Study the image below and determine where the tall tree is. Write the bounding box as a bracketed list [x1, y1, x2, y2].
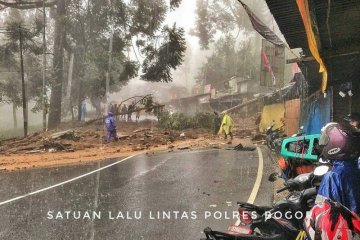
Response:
[0, 9, 43, 134]
[191, 0, 270, 49]
[47, 0, 65, 128]
[0, 0, 186, 129]
[192, 0, 277, 93]
[196, 35, 258, 89]
[64, 0, 186, 116]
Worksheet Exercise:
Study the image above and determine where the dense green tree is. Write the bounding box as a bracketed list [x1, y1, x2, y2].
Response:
[0, 0, 186, 129]
[0, 10, 44, 129]
[192, 0, 282, 93]
[63, 0, 185, 116]
[191, 0, 270, 49]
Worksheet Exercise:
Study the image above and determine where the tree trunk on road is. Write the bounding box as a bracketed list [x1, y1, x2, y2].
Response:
[48, 0, 66, 129]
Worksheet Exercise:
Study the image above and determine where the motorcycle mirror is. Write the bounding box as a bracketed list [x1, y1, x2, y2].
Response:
[313, 165, 329, 176]
[268, 172, 279, 182]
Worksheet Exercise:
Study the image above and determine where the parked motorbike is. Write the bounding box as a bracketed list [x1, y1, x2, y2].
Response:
[291, 126, 305, 137]
[304, 198, 360, 240]
[276, 131, 321, 180]
[265, 121, 284, 152]
[202, 166, 329, 240]
[274, 126, 305, 155]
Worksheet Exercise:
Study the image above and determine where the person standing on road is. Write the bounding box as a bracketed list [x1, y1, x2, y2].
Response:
[213, 112, 221, 135]
[81, 98, 87, 122]
[121, 104, 127, 120]
[135, 106, 141, 122]
[127, 103, 134, 121]
[105, 112, 118, 143]
[218, 112, 234, 140]
[113, 103, 118, 121]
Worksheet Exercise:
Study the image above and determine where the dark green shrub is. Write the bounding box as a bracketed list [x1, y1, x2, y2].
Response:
[157, 111, 214, 130]
[192, 112, 213, 129]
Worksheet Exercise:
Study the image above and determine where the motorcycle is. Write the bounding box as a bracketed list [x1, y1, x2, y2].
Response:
[276, 130, 321, 180]
[304, 198, 360, 240]
[202, 166, 329, 240]
[265, 121, 284, 153]
[291, 126, 305, 137]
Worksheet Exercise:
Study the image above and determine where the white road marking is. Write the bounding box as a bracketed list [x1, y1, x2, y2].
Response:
[0, 155, 137, 206]
[89, 162, 101, 240]
[247, 147, 264, 204]
[235, 147, 264, 225]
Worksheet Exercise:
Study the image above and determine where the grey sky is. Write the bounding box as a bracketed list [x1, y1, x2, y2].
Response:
[165, 0, 199, 49]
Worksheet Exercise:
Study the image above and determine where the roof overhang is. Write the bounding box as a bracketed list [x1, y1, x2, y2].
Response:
[265, 0, 360, 89]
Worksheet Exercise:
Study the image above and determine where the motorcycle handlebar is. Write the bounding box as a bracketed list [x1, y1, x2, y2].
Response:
[276, 186, 290, 193]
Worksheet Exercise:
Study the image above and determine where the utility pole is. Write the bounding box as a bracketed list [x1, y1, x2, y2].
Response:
[106, 0, 113, 113]
[19, 26, 28, 137]
[42, 0, 47, 131]
[106, 33, 113, 113]
[66, 52, 74, 120]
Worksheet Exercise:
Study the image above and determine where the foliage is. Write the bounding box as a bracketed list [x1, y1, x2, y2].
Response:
[0, 0, 186, 128]
[128, 0, 167, 36]
[157, 111, 214, 130]
[0, 74, 22, 106]
[141, 24, 186, 82]
[192, 112, 213, 129]
[139, 95, 154, 112]
[63, 0, 186, 112]
[189, 0, 214, 49]
[170, 0, 182, 10]
[190, 0, 269, 92]
[191, 0, 269, 49]
[197, 35, 258, 88]
[0, 11, 44, 110]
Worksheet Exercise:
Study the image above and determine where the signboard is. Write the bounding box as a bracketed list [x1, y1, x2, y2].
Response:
[260, 39, 285, 88]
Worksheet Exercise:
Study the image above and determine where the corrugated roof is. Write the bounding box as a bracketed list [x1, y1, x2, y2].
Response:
[265, 0, 307, 49]
[265, 0, 360, 87]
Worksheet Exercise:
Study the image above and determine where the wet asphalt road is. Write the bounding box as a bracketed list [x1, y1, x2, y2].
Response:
[0, 148, 273, 240]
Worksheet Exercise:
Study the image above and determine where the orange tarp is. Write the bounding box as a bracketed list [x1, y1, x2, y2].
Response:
[296, 0, 328, 93]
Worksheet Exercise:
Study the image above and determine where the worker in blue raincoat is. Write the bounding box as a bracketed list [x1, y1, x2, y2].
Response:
[105, 112, 118, 143]
[316, 123, 360, 215]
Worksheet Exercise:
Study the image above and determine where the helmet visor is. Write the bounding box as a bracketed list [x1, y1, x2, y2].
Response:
[319, 133, 330, 146]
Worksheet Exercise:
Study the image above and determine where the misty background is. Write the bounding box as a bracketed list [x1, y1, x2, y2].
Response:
[0, 0, 295, 137]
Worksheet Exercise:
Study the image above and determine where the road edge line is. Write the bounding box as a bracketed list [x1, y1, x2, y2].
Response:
[247, 147, 264, 204]
[0, 154, 137, 206]
[235, 146, 264, 225]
